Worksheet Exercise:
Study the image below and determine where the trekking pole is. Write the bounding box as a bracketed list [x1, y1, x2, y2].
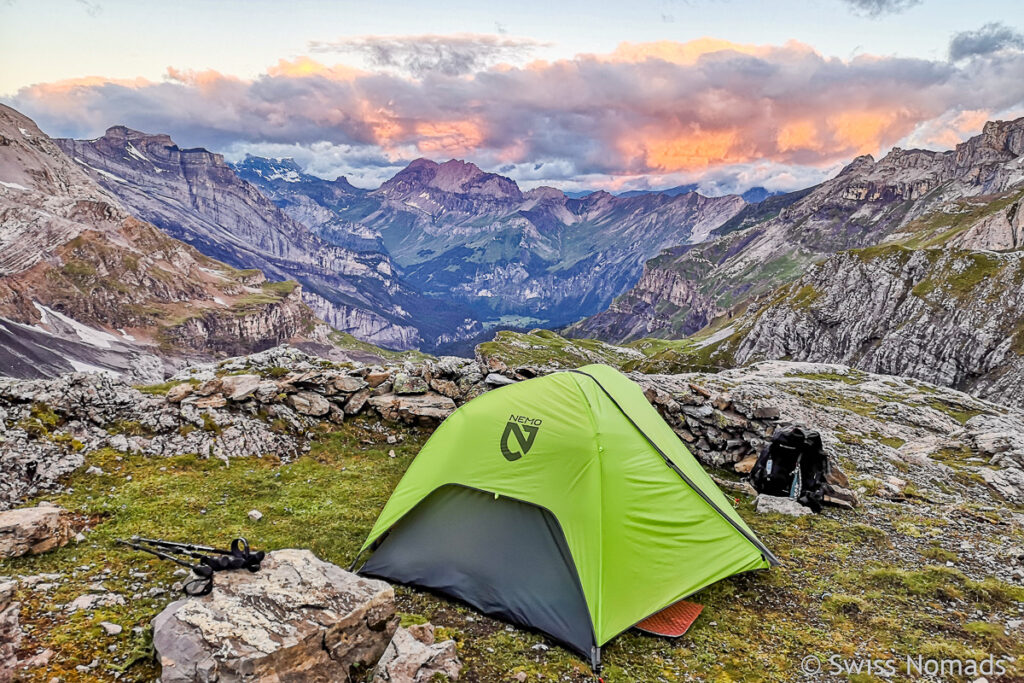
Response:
[117, 539, 215, 595]
[131, 536, 264, 572]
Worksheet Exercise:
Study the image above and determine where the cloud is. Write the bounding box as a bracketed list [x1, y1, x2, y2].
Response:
[839, 0, 921, 17]
[8, 37, 1024, 193]
[308, 33, 545, 77]
[949, 22, 1024, 61]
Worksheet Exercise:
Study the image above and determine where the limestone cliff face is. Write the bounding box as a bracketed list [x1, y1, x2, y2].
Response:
[574, 117, 1024, 343]
[729, 246, 1024, 408]
[0, 104, 322, 379]
[56, 128, 451, 350]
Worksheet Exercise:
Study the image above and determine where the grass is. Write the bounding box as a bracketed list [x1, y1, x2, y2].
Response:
[5, 418, 1024, 682]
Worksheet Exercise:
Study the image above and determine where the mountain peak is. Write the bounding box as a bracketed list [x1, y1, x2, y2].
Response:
[101, 125, 175, 148]
[378, 157, 521, 199]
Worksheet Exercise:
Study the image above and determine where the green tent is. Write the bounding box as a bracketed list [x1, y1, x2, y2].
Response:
[356, 364, 778, 668]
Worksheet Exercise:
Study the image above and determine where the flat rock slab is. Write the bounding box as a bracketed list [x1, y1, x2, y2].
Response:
[0, 504, 72, 559]
[368, 394, 456, 424]
[152, 549, 398, 683]
[755, 494, 812, 517]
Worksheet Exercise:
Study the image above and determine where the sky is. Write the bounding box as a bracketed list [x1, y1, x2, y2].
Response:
[2, 0, 1023, 194]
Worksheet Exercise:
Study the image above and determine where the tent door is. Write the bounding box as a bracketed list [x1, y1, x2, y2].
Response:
[359, 484, 596, 659]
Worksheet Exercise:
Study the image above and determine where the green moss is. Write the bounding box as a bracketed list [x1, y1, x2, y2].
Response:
[106, 421, 149, 437]
[19, 403, 62, 438]
[200, 413, 222, 436]
[135, 380, 196, 396]
[921, 544, 958, 563]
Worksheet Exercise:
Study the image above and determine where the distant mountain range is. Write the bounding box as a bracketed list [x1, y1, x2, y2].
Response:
[3, 99, 1024, 403]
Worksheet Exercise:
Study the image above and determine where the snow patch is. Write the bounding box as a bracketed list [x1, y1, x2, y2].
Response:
[18, 127, 32, 138]
[33, 302, 122, 349]
[74, 158, 129, 184]
[0, 181, 29, 191]
[265, 169, 301, 182]
[125, 142, 149, 163]
[118, 328, 136, 341]
[692, 323, 737, 349]
[213, 296, 227, 306]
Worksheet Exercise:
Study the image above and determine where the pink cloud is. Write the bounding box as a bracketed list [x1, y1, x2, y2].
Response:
[8, 37, 1024, 187]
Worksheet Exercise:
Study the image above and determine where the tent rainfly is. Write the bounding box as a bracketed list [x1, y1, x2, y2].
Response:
[354, 364, 778, 669]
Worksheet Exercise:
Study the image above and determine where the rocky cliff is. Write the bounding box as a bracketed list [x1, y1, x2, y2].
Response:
[717, 243, 1024, 408]
[573, 117, 1024, 342]
[56, 129, 469, 350]
[0, 105, 323, 379]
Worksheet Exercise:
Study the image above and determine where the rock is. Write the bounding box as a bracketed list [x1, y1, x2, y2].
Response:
[288, 391, 331, 416]
[165, 383, 195, 403]
[368, 394, 457, 425]
[825, 485, 859, 508]
[752, 406, 781, 420]
[0, 504, 73, 558]
[247, 509, 263, 522]
[152, 549, 398, 683]
[254, 380, 279, 403]
[484, 373, 515, 387]
[980, 467, 1024, 504]
[392, 374, 429, 395]
[429, 379, 461, 400]
[66, 593, 126, 613]
[733, 454, 758, 474]
[681, 404, 713, 419]
[332, 376, 368, 394]
[0, 581, 20, 681]
[688, 383, 712, 398]
[825, 463, 850, 488]
[366, 371, 392, 388]
[194, 378, 224, 397]
[99, 621, 122, 635]
[755, 495, 812, 517]
[194, 395, 227, 409]
[20, 648, 53, 669]
[373, 623, 462, 683]
[220, 374, 261, 401]
[711, 475, 757, 497]
[344, 388, 372, 415]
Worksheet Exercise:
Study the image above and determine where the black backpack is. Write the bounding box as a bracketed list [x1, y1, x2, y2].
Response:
[748, 425, 828, 513]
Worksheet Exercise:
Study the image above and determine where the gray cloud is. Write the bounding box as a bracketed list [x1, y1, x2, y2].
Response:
[839, 0, 921, 17]
[308, 34, 545, 77]
[949, 22, 1024, 61]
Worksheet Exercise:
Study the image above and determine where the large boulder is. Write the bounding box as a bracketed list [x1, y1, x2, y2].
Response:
[374, 623, 461, 682]
[0, 504, 73, 558]
[152, 549, 398, 682]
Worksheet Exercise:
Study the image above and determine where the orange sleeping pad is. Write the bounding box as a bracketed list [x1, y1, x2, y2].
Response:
[634, 600, 704, 637]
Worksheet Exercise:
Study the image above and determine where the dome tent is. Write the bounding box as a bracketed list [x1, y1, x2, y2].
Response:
[354, 364, 778, 669]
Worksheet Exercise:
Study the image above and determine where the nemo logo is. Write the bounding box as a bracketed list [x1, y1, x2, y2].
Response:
[500, 414, 542, 461]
